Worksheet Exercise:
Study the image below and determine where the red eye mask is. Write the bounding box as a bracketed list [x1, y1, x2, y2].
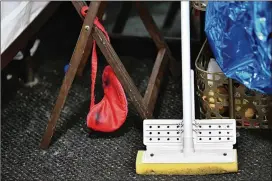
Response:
[86, 18, 128, 132]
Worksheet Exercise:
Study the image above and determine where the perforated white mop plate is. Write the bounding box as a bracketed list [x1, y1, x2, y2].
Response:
[142, 119, 237, 163]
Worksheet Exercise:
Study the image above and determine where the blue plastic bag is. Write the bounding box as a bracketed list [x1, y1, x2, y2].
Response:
[205, 1, 272, 94]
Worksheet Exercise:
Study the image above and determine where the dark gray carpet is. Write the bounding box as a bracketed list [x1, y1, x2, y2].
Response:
[1, 47, 272, 181]
[1, 2, 272, 181]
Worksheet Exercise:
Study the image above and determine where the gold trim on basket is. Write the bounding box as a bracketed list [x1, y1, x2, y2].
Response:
[192, 1, 208, 12]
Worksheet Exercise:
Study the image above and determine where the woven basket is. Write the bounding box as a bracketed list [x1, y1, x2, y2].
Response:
[195, 40, 272, 129]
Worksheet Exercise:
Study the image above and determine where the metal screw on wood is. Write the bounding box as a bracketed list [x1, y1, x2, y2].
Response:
[85, 25, 90, 31]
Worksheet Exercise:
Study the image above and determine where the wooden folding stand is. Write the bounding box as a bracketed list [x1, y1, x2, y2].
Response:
[40, 1, 181, 149]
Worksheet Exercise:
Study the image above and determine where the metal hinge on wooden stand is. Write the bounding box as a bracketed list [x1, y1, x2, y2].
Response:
[40, 1, 181, 149]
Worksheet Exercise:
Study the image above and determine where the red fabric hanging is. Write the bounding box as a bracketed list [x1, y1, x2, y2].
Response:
[82, 8, 128, 132]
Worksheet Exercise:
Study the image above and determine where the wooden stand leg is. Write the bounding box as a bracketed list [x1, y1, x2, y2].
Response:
[92, 27, 151, 119]
[135, 1, 181, 78]
[21, 39, 36, 84]
[162, 2, 180, 30]
[24, 55, 35, 84]
[40, 2, 101, 149]
[143, 48, 167, 113]
[72, 1, 108, 77]
[112, 2, 132, 34]
[134, 2, 180, 113]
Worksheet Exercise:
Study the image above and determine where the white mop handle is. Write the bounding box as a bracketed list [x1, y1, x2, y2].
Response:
[191, 70, 195, 121]
[181, 1, 194, 153]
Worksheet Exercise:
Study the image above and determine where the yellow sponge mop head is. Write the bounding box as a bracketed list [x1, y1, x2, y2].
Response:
[136, 150, 238, 175]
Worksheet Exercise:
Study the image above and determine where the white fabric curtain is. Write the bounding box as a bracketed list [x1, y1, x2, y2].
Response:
[1, 1, 49, 53]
